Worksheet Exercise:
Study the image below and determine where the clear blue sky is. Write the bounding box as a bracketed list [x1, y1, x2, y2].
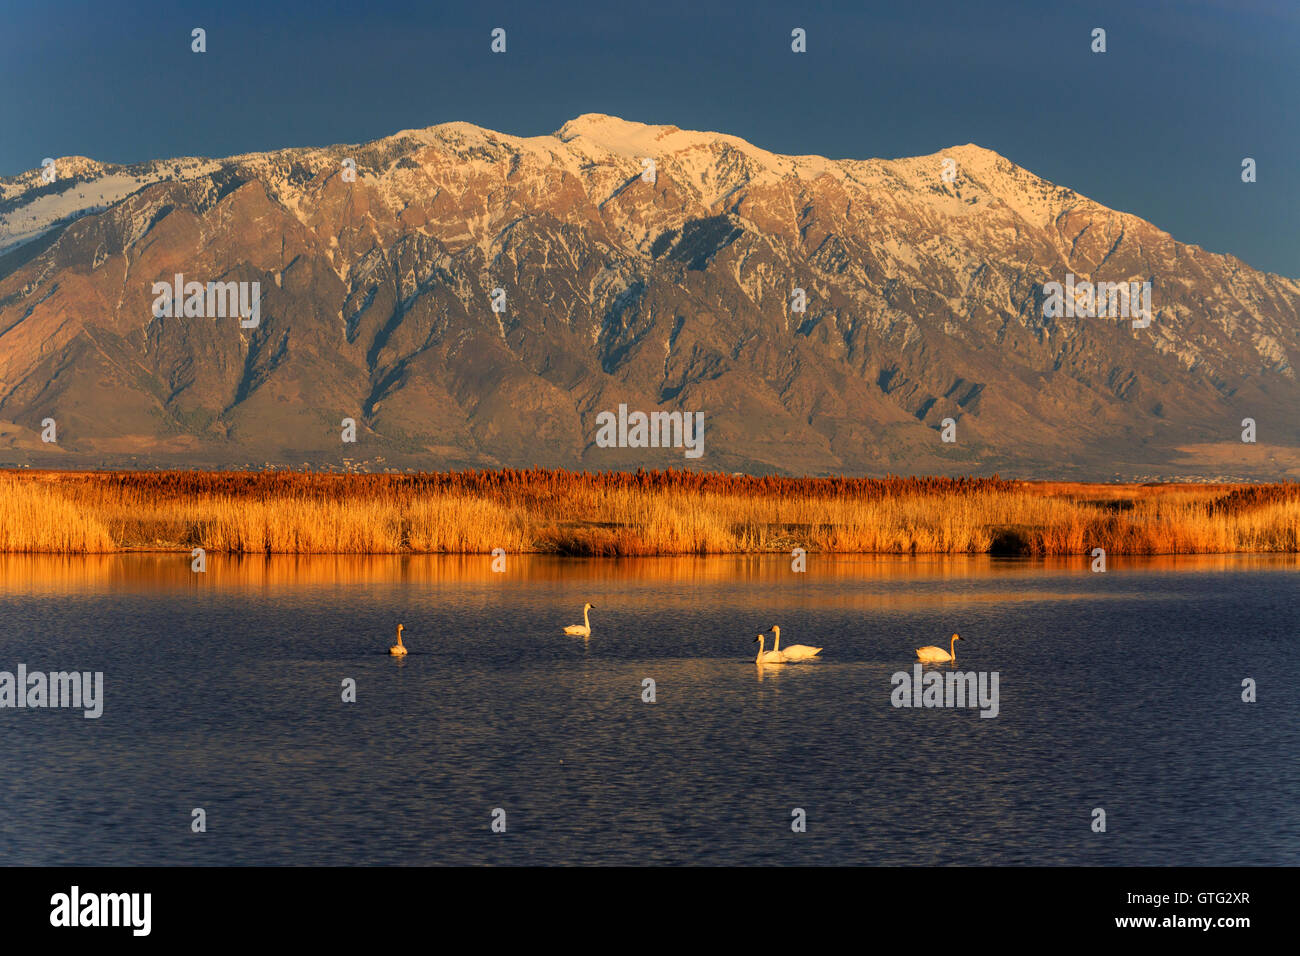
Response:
[2, 0, 1296, 276]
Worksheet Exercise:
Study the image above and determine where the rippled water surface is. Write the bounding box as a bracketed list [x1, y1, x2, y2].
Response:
[1, 553, 1296, 865]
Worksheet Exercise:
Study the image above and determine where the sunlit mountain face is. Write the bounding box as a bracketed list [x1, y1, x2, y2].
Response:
[2, 114, 1297, 479]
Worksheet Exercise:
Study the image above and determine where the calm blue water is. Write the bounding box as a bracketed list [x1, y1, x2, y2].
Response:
[0, 553, 1296, 865]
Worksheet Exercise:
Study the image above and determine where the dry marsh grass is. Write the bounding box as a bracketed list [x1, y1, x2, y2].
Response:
[0, 468, 1296, 556]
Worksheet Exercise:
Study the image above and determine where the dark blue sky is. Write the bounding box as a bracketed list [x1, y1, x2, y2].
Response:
[3, 0, 1296, 275]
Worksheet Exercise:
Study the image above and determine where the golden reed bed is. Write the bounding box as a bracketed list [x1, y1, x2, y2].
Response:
[1, 468, 1297, 555]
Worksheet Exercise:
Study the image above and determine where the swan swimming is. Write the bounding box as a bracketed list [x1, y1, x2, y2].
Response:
[754, 633, 788, 665]
[770, 624, 822, 661]
[389, 623, 408, 657]
[563, 603, 595, 637]
[916, 633, 960, 663]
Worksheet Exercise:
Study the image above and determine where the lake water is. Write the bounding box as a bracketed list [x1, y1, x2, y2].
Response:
[1, 553, 1296, 865]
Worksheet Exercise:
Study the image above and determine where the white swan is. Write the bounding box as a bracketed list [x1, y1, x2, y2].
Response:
[389, 623, 408, 657]
[916, 633, 960, 663]
[754, 633, 787, 665]
[563, 603, 595, 637]
[770, 624, 822, 661]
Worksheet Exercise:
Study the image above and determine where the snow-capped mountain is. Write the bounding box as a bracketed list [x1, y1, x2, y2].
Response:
[1, 113, 1297, 477]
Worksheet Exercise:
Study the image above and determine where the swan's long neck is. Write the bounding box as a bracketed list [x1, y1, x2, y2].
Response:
[949, 636, 957, 659]
[396, 628, 403, 647]
[772, 626, 780, 652]
[583, 606, 590, 628]
[755, 636, 765, 663]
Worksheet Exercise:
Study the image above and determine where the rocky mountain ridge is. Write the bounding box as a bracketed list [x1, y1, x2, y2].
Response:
[1, 113, 1297, 478]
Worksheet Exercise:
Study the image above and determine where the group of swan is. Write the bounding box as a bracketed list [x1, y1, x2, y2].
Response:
[756, 629, 962, 665]
[388, 605, 598, 656]
[757, 626, 964, 665]
[389, 606, 960, 665]
[753, 624, 823, 665]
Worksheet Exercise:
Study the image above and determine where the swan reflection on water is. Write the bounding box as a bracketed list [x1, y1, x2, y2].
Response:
[753, 658, 822, 683]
